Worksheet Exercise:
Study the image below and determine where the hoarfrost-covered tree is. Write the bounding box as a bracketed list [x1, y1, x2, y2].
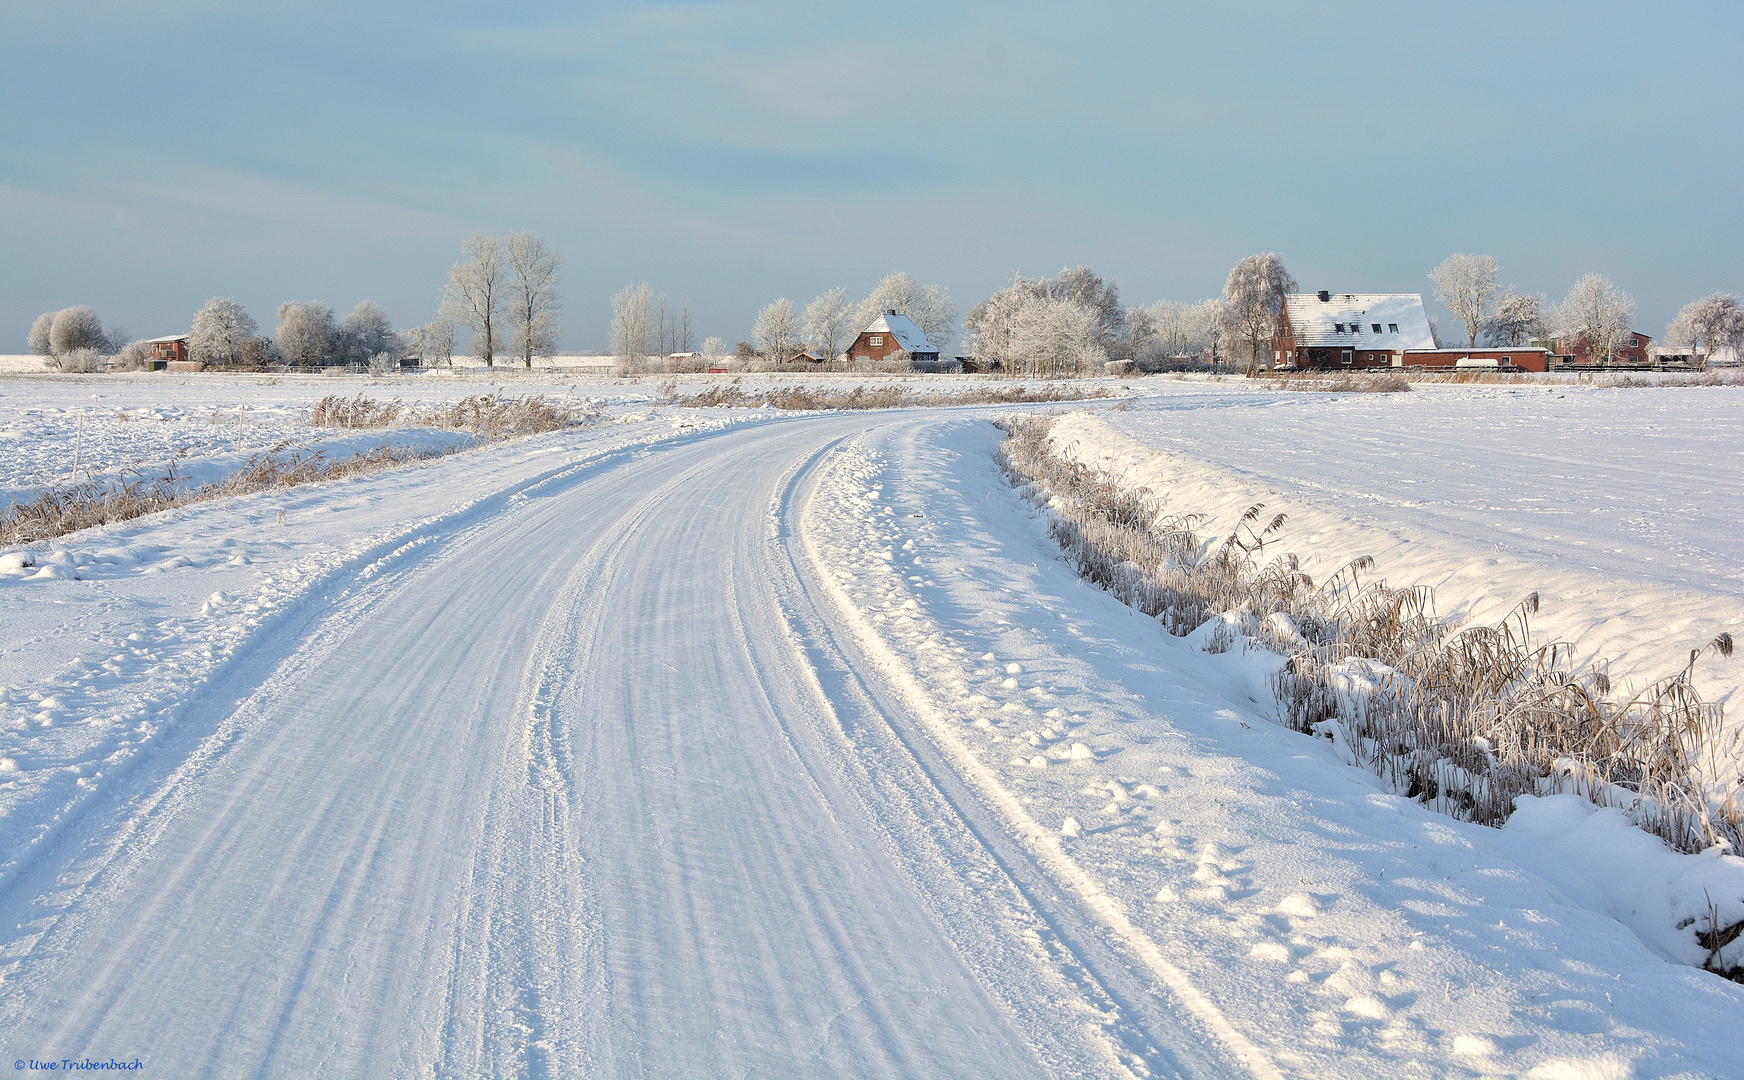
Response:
[338, 301, 403, 366]
[676, 301, 695, 353]
[1552, 274, 1635, 365]
[1149, 300, 1192, 359]
[189, 297, 260, 367]
[1038, 266, 1122, 347]
[609, 283, 654, 368]
[803, 287, 854, 360]
[49, 306, 108, 357]
[1187, 298, 1230, 368]
[28, 312, 54, 355]
[1120, 304, 1161, 362]
[1428, 253, 1503, 347]
[855, 272, 957, 353]
[1223, 252, 1296, 375]
[274, 301, 339, 367]
[441, 232, 505, 366]
[1665, 293, 1744, 369]
[405, 315, 455, 367]
[701, 335, 723, 359]
[962, 275, 1032, 369]
[504, 231, 561, 369]
[1008, 295, 1106, 377]
[1483, 287, 1546, 346]
[753, 297, 800, 358]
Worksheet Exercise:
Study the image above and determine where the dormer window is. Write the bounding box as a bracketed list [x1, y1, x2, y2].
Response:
[1388, 323, 1398, 333]
[1371, 323, 1382, 333]
[1334, 323, 1345, 333]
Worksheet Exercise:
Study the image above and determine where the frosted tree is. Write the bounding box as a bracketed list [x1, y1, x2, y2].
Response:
[1428, 254, 1502, 347]
[752, 297, 800, 358]
[1008, 296, 1106, 377]
[274, 301, 338, 367]
[803, 287, 854, 360]
[440, 232, 505, 366]
[1187, 298, 1230, 368]
[1552, 274, 1635, 364]
[49, 306, 108, 357]
[406, 316, 455, 366]
[676, 301, 695, 353]
[337, 301, 403, 366]
[1665, 293, 1744, 369]
[28, 312, 54, 355]
[1223, 252, 1297, 375]
[1483, 288, 1546, 346]
[1120, 304, 1161, 362]
[1039, 267, 1122, 346]
[609, 283, 653, 369]
[189, 297, 260, 367]
[854, 272, 957, 353]
[1149, 300, 1192, 358]
[504, 231, 561, 370]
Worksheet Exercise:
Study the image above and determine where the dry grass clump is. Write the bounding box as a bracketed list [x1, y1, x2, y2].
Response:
[669, 380, 1115, 411]
[1, 444, 445, 546]
[998, 415, 1741, 856]
[1404, 370, 1539, 385]
[308, 393, 578, 436]
[1264, 372, 1411, 393]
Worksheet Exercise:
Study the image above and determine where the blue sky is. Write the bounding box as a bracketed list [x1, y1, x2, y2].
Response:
[3, 1, 1740, 351]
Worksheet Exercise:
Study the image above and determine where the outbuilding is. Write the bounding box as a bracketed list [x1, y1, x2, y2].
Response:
[1402, 347, 1551, 373]
[145, 335, 191, 366]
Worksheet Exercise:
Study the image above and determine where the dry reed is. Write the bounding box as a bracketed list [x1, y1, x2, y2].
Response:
[670, 380, 1116, 411]
[307, 393, 578, 436]
[997, 415, 1741, 858]
[1264, 372, 1412, 393]
[1, 444, 446, 546]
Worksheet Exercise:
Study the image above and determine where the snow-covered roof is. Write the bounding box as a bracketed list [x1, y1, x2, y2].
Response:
[145, 334, 190, 344]
[1283, 294, 1435, 351]
[861, 311, 937, 355]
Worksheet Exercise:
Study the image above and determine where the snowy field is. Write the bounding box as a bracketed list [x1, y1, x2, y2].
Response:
[0, 371, 1740, 1078]
[1061, 377, 1744, 706]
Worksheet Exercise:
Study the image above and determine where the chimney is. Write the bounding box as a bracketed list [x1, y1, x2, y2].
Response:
[885, 308, 897, 315]
[1317, 290, 1330, 302]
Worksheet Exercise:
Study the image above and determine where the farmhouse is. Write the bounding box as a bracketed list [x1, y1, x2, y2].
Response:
[846, 310, 938, 364]
[1273, 292, 1436, 369]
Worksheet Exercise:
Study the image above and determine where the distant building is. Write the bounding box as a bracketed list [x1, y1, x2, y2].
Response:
[786, 351, 827, 365]
[1272, 292, 1436, 369]
[1554, 330, 1652, 365]
[846, 310, 939, 364]
[145, 335, 191, 365]
[1651, 344, 1739, 368]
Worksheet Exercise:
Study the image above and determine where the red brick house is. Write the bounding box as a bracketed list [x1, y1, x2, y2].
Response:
[1272, 292, 1436, 369]
[846, 311, 939, 364]
[145, 335, 191, 364]
[1554, 330, 1651, 365]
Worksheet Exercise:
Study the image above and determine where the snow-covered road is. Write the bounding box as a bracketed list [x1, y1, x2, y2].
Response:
[0, 415, 1235, 1077]
[1, 400, 1739, 1078]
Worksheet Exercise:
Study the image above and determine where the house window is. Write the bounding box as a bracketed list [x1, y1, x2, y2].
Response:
[1341, 351, 1352, 364]
[1388, 323, 1398, 333]
[869, 335, 883, 346]
[1371, 323, 1382, 333]
[1334, 323, 1345, 333]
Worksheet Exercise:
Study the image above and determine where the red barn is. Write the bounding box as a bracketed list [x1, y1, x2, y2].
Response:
[846, 311, 938, 364]
[1403, 347, 1551, 373]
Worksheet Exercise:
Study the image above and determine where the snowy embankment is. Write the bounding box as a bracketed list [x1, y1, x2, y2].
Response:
[802, 417, 1743, 1077]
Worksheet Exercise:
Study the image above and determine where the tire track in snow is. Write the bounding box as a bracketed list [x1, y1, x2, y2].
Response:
[790, 426, 1283, 1080]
